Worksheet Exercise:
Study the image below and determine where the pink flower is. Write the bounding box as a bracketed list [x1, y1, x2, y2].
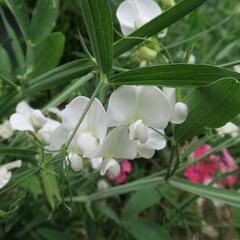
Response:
[121, 160, 132, 174]
[184, 145, 238, 187]
[107, 160, 133, 185]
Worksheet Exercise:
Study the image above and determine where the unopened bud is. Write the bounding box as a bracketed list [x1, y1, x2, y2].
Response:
[161, 0, 176, 8]
[135, 46, 158, 62]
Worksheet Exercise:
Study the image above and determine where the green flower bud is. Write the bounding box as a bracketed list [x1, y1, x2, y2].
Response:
[135, 46, 158, 62]
[161, 0, 176, 8]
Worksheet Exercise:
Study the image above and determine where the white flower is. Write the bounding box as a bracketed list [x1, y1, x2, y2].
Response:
[37, 118, 60, 143]
[97, 180, 109, 191]
[88, 126, 137, 177]
[117, 0, 163, 36]
[107, 86, 170, 158]
[0, 120, 13, 139]
[216, 122, 239, 138]
[0, 160, 22, 189]
[234, 65, 240, 73]
[49, 96, 108, 171]
[162, 87, 188, 124]
[10, 101, 46, 132]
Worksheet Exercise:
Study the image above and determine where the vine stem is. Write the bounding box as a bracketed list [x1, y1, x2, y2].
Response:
[65, 74, 105, 148]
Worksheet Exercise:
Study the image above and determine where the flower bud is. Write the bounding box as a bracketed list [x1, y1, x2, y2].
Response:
[135, 46, 158, 62]
[161, 0, 176, 8]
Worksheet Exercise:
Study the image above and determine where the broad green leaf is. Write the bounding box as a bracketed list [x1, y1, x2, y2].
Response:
[19, 175, 42, 197]
[0, 8, 25, 74]
[109, 64, 240, 87]
[175, 77, 240, 142]
[170, 177, 240, 208]
[71, 176, 164, 202]
[80, 0, 113, 74]
[29, 0, 59, 46]
[41, 170, 61, 210]
[122, 219, 173, 240]
[114, 0, 207, 57]
[96, 203, 120, 224]
[0, 44, 12, 74]
[5, 0, 30, 40]
[27, 59, 94, 93]
[27, 32, 65, 79]
[37, 228, 78, 240]
[122, 188, 162, 219]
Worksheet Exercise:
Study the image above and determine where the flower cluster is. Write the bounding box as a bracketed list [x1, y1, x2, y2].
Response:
[184, 144, 238, 187]
[5, 86, 187, 183]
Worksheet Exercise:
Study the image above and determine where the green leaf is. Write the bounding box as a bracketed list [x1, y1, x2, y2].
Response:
[122, 188, 162, 219]
[37, 228, 78, 240]
[109, 64, 240, 87]
[0, 8, 25, 74]
[80, 0, 113, 74]
[96, 203, 120, 224]
[122, 218, 173, 240]
[175, 77, 240, 142]
[29, 0, 59, 46]
[19, 175, 42, 197]
[0, 44, 11, 74]
[71, 176, 164, 202]
[5, 0, 30, 40]
[27, 59, 94, 93]
[41, 170, 61, 210]
[27, 32, 65, 79]
[113, 0, 207, 57]
[170, 177, 240, 208]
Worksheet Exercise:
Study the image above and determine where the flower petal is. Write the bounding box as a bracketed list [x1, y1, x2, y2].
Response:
[61, 96, 89, 131]
[0, 168, 11, 189]
[100, 158, 121, 177]
[107, 86, 139, 126]
[31, 110, 47, 128]
[16, 101, 33, 116]
[88, 126, 137, 160]
[68, 153, 83, 172]
[10, 113, 34, 131]
[3, 160, 22, 170]
[49, 125, 70, 150]
[90, 157, 102, 170]
[144, 128, 166, 150]
[77, 132, 98, 155]
[171, 102, 188, 124]
[137, 144, 155, 159]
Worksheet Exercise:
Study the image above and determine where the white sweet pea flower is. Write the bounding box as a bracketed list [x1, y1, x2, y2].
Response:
[216, 122, 239, 138]
[117, 0, 163, 36]
[10, 101, 46, 132]
[37, 118, 60, 143]
[49, 96, 108, 171]
[162, 87, 188, 124]
[107, 86, 170, 158]
[88, 126, 137, 177]
[234, 65, 240, 73]
[0, 160, 22, 189]
[0, 120, 13, 139]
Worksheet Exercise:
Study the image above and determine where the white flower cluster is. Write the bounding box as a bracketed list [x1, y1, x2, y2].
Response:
[6, 86, 187, 179]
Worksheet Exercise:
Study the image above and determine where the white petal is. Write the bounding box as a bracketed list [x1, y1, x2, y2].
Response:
[61, 96, 89, 131]
[10, 113, 34, 131]
[90, 157, 102, 170]
[107, 85, 139, 126]
[68, 153, 83, 172]
[117, 0, 162, 36]
[216, 122, 239, 137]
[163, 87, 176, 117]
[233, 65, 240, 73]
[0, 168, 11, 189]
[31, 110, 47, 128]
[100, 158, 120, 177]
[3, 160, 22, 170]
[37, 119, 60, 143]
[0, 120, 13, 139]
[77, 132, 98, 155]
[16, 101, 33, 116]
[88, 126, 137, 160]
[171, 102, 188, 124]
[137, 144, 155, 159]
[49, 125, 70, 150]
[48, 107, 63, 118]
[137, 86, 170, 129]
[144, 128, 167, 150]
[129, 120, 148, 144]
[86, 98, 107, 141]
